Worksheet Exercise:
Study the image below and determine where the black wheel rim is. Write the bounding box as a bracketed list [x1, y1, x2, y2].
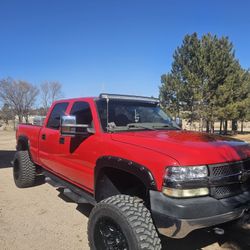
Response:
[13, 160, 20, 180]
[94, 217, 129, 250]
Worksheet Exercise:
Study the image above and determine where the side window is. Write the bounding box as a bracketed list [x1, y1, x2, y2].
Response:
[70, 101, 93, 126]
[47, 102, 68, 129]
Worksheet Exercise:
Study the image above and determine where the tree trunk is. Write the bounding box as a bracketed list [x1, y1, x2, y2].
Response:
[18, 115, 22, 123]
[206, 120, 209, 133]
[224, 120, 228, 135]
[13, 119, 16, 131]
[211, 121, 214, 133]
[232, 119, 238, 134]
[219, 120, 223, 134]
[241, 120, 244, 133]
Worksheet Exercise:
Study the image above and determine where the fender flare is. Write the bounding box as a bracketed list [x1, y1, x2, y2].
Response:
[16, 135, 30, 151]
[94, 156, 157, 194]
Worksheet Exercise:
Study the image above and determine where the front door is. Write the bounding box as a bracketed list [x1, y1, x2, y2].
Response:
[56, 101, 98, 190]
[39, 101, 98, 191]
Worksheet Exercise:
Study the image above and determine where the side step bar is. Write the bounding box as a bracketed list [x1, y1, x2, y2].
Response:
[45, 177, 65, 188]
[63, 188, 90, 203]
[43, 170, 96, 206]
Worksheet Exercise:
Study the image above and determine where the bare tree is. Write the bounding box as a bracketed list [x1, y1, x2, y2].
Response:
[40, 81, 63, 114]
[0, 103, 15, 125]
[0, 78, 39, 123]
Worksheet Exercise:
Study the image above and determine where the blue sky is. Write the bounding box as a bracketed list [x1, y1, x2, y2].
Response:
[0, 0, 250, 101]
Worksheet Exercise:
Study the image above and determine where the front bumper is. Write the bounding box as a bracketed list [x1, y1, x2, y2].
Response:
[150, 190, 250, 238]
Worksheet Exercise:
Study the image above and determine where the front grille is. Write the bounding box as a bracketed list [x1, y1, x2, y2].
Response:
[208, 158, 250, 199]
[211, 164, 242, 177]
[210, 184, 242, 199]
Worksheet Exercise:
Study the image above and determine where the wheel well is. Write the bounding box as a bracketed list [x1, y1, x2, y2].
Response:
[17, 137, 29, 151]
[95, 167, 149, 204]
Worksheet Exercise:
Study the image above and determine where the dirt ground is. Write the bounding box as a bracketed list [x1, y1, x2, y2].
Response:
[0, 130, 250, 250]
[233, 133, 250, 142]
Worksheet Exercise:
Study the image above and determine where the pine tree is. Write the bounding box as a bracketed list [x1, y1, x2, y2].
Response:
[160, 33, 248, 134]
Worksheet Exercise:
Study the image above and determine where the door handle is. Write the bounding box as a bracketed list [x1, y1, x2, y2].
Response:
[59, 137, 65, 144]
[41, 134, 46, 140]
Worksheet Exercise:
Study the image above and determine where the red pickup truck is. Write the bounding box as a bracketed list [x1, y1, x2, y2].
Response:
[14, 93, 250, 249]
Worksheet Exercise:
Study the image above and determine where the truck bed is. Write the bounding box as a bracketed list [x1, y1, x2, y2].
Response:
[17, 124, 42, 163]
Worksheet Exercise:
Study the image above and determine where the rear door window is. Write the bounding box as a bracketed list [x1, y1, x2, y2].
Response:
[47, 102, 68, 129]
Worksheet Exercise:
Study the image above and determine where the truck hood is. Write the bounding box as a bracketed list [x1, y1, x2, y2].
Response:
[111, 130, 250, 165]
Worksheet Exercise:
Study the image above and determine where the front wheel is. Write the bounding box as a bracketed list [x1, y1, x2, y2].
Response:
[88, 195, 161, 250]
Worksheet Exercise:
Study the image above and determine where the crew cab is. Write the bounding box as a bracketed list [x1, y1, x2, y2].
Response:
[13, 93, 250, 250]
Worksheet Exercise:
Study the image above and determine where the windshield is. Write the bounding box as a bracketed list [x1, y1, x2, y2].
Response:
[96, 99, 180, 132]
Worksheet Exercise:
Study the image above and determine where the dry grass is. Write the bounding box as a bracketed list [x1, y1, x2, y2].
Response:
[232, 133, 250, 143]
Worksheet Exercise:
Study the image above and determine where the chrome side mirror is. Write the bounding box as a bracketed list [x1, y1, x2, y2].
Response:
[175, 117, 182, 128]
[60, 115, 94, 136]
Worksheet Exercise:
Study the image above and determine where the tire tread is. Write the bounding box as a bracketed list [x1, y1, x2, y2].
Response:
[14, 151, 36, 188]
[88, 194, 161, 250]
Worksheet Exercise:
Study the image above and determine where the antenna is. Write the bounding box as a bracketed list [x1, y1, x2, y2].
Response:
[106, 97, 109, 130]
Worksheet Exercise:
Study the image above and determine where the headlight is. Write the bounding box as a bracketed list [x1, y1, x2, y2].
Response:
[166, 166, 208, 181]
[162, 166, 209, 198]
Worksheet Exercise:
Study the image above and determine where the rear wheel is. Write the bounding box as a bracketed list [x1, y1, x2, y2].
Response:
[88, 195, 161, 250]
[13, 151, 36, 188]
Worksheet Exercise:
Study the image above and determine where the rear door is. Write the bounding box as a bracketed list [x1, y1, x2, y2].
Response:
[39, 102, 69, 172]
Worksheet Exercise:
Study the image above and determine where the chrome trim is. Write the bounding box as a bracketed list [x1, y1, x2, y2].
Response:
[158, 209, 245, 238]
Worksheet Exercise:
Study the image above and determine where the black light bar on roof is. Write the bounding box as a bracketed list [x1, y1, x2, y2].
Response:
[99, 93, 159, 103]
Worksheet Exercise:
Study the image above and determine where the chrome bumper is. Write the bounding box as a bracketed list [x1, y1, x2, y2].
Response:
[158, 209, 244, 238]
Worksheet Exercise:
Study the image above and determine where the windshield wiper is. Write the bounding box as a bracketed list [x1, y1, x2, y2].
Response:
[152, 123, 180, 130]
[127, 123, 155, 131]
[107, 122, 158, 132]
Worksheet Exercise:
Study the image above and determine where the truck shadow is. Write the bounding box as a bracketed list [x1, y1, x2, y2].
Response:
[0, 150, 15, 169]
[57, 189, 94, 217]
[161, 227, 250, 250]
[57, 191, 250, 250]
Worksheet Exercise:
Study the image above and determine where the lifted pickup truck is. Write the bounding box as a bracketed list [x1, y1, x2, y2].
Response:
[14, 93, 250, 249]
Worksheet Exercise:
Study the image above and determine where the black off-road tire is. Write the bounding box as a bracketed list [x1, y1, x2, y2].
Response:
[88, 195, 162, 250]
[13, 151, 36, 188]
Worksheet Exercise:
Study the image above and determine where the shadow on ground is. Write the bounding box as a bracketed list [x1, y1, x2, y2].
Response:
[161, 225, 250, 250]
[0, 150, 15, 168]
[57, 189, 94, 217]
